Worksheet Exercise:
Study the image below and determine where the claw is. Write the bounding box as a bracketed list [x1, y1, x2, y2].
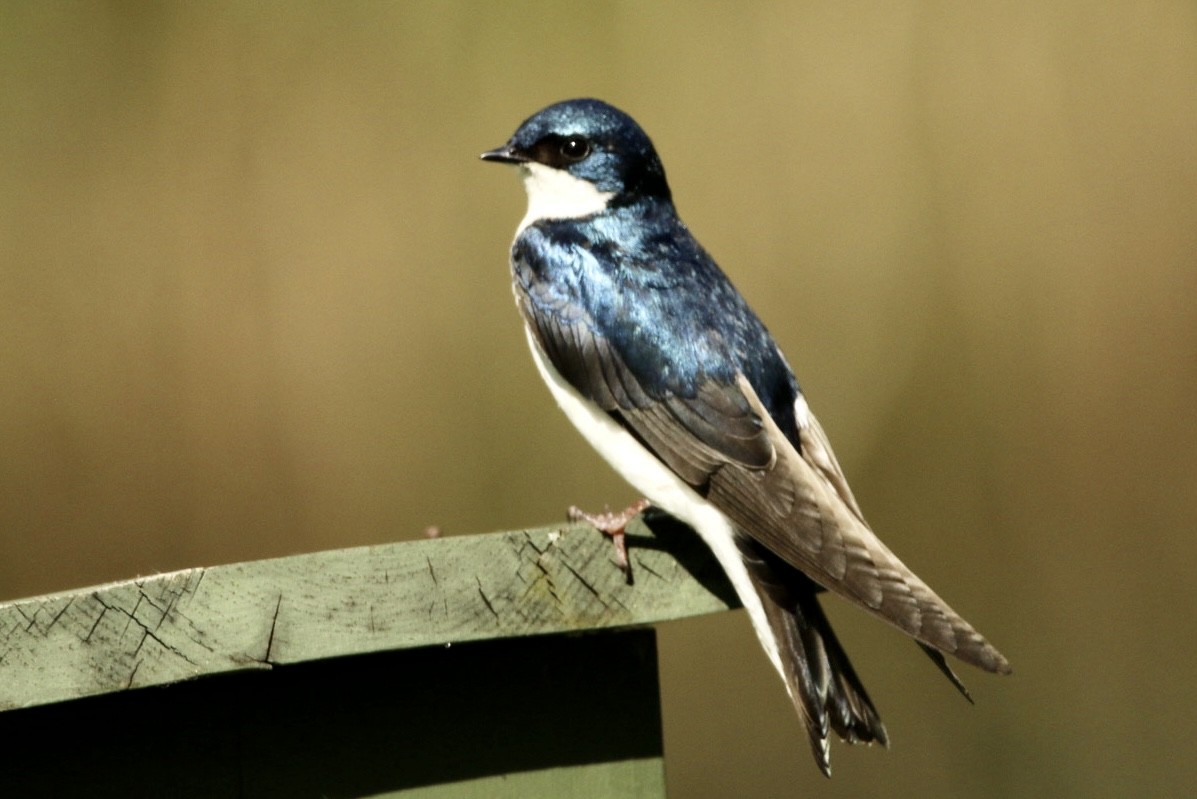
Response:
[568, 499, 650, 574]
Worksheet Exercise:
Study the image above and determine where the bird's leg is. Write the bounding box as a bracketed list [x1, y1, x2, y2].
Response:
[568, 498, 651, 574]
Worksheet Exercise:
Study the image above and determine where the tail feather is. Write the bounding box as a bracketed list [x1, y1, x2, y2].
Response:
[918, 641, 974, 704]
[738, 534, 887, 776]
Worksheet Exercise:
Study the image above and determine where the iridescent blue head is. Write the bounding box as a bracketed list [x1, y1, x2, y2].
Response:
[481, 99, 672, 228]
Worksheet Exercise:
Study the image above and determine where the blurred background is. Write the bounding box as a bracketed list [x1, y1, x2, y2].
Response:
[2, 2, 1194, 796]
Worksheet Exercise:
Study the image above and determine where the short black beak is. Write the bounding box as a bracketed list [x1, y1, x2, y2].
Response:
[480, 145, 528, 164]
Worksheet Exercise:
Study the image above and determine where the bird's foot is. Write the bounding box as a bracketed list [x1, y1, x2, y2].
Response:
[568, 499, 651, 575]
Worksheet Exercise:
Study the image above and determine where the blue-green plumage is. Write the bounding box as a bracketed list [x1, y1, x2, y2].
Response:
[512, 206, 801, 446]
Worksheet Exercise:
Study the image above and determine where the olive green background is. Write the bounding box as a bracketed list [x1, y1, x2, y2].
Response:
[2, 3, 1194, 797]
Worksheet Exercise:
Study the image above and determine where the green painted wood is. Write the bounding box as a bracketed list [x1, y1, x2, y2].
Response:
[1, 628, 667, 798]
[0, 515, 736, 711]
[389, 761, 665, 799]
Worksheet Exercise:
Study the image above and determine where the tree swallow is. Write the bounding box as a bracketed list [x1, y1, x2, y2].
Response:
[481, 98, 1010, 776]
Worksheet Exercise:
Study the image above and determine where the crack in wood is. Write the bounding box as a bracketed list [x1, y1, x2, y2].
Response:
[84, 598, 108, 644]
[263, 595, 283, 665]
[135, 588, 174, 634]
[0, 613, 19, 641]
[135, 586, 166, 615]
[560, 561, 609, 610]
[95, 592, 199, 668]
[476, 577, 499, 624]
[157, 575, 193, 628]
[634, 558, 665, 581]
[521, 532, 546, 557]
[12, 604, 35, 633]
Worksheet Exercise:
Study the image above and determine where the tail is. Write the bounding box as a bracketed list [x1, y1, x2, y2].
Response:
[737, 534, 888, 777]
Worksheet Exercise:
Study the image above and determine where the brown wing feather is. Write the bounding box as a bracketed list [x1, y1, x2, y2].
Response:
[707, 375, 1011, 674]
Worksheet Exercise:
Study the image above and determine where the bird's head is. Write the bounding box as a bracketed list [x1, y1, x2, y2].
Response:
[481, 98, 672, 230]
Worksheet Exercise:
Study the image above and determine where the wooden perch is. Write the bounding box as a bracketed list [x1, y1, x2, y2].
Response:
[1, 514, 736, 711]
[0, 515, 737, 798]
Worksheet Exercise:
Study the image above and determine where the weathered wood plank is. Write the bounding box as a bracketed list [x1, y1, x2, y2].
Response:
[0, 514, 736, 711]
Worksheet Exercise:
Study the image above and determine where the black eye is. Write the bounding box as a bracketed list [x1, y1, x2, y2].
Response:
[560, 137, 591, 161]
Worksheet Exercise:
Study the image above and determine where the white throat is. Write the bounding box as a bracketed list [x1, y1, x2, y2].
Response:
[516, 162, 615, 235]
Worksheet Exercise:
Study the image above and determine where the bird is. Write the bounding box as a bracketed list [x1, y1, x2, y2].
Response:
[480, 98, 1010, 776]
